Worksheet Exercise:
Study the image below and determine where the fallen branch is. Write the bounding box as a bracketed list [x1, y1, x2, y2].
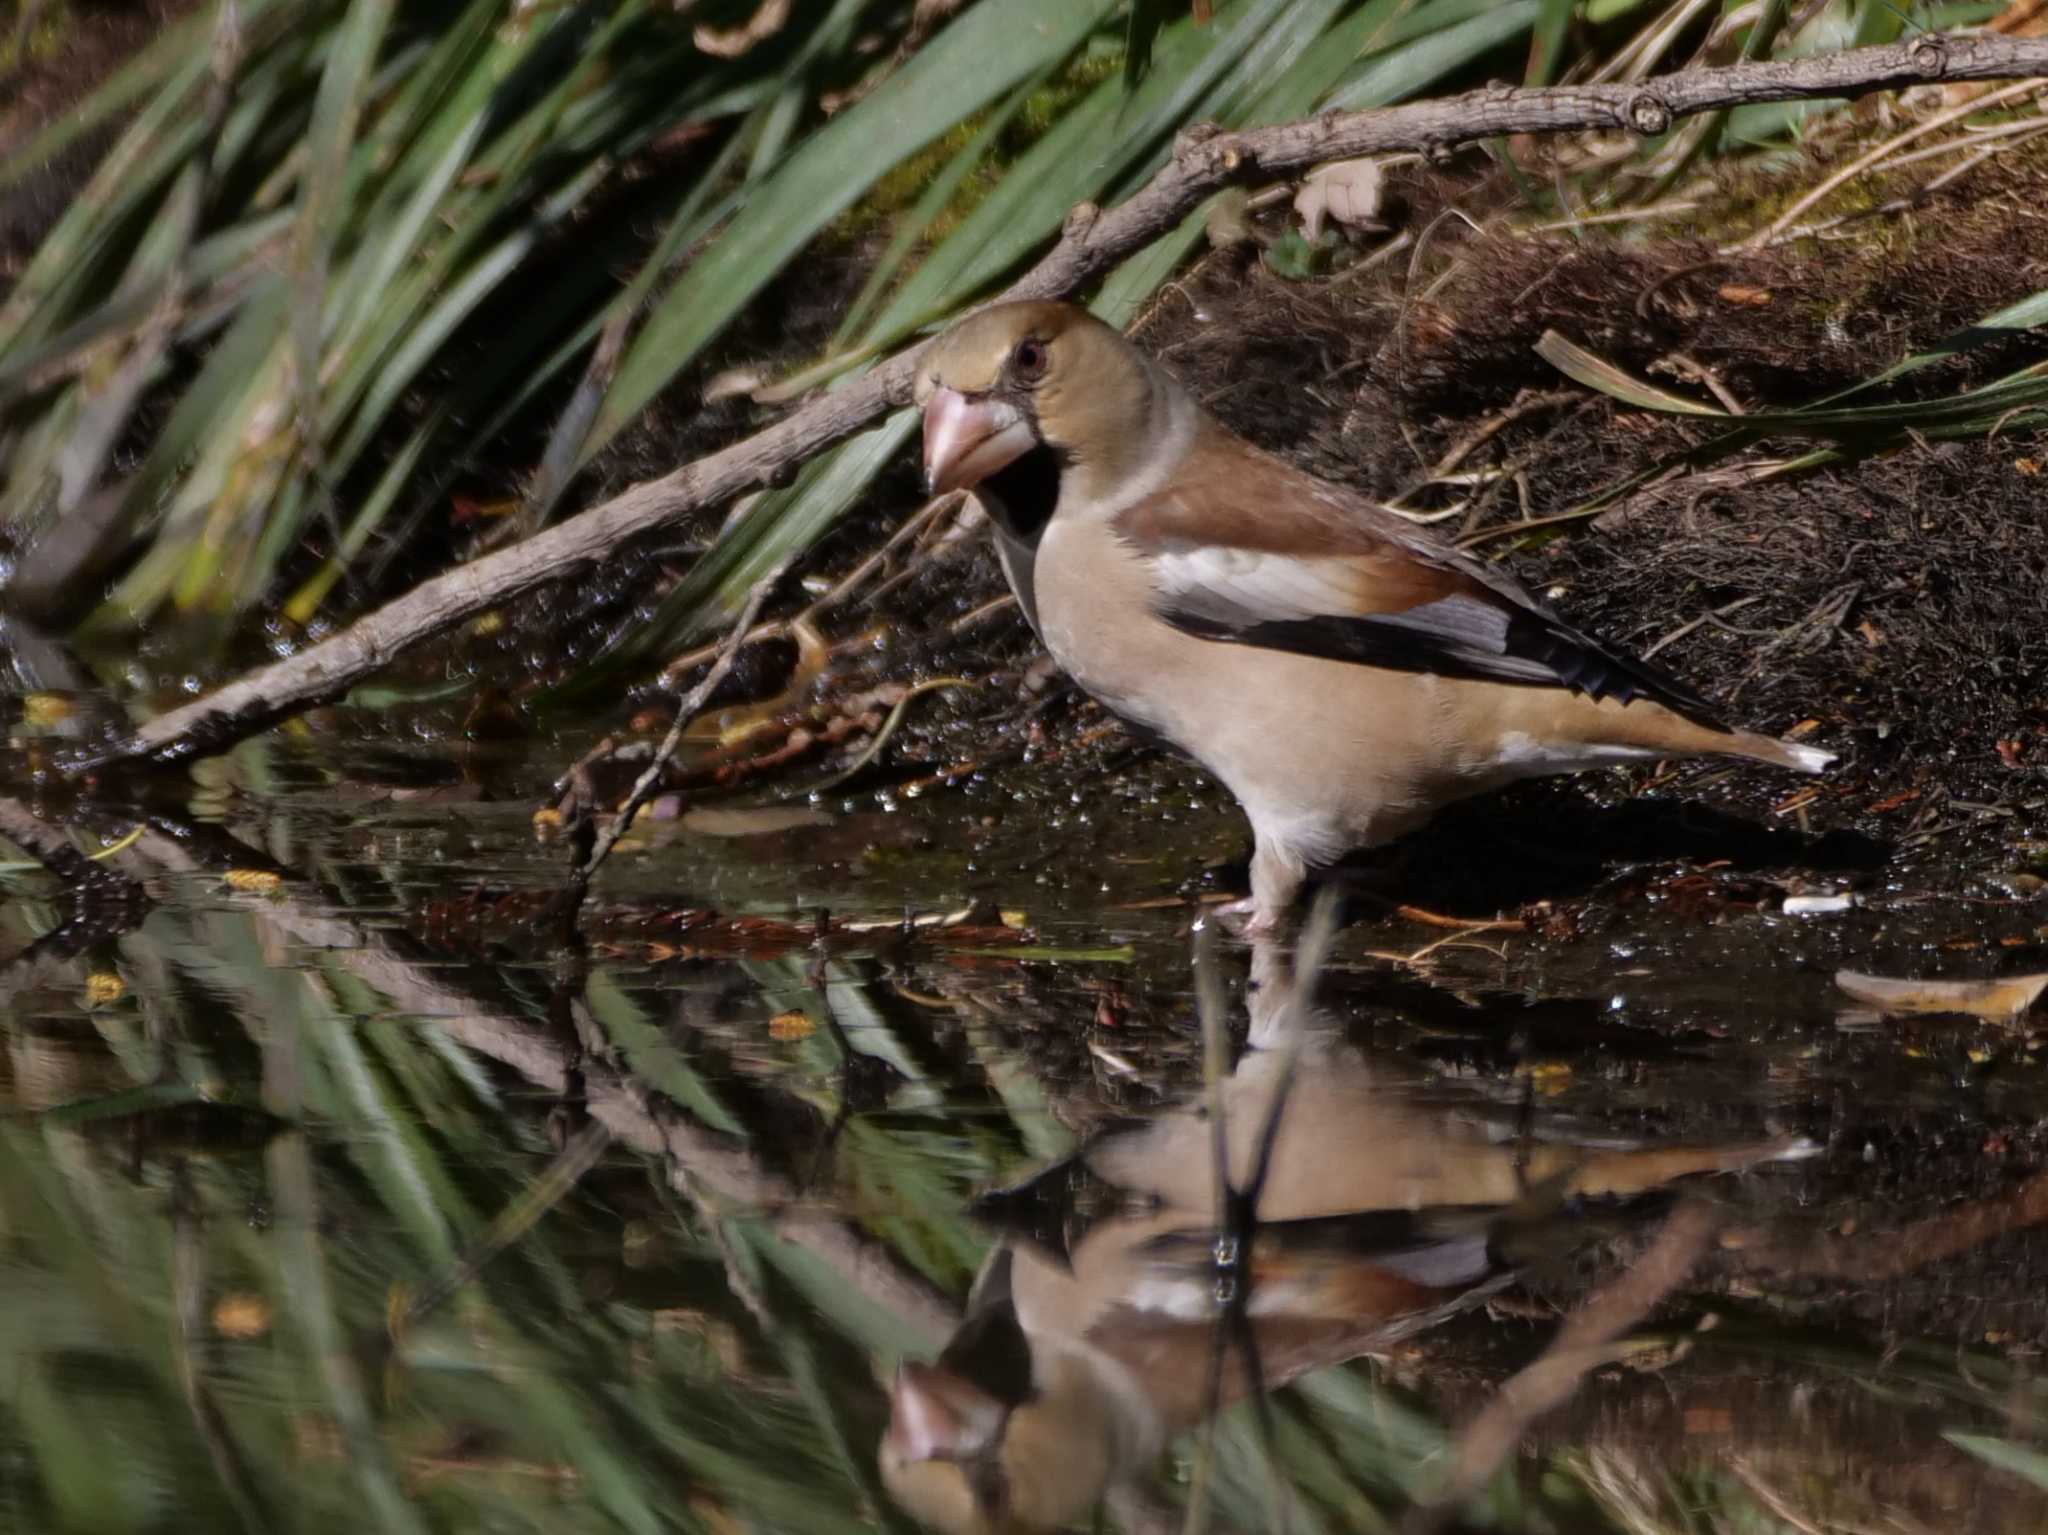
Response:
[1400, 1200, 1719, 1534]
[97, 31, 2048, 769]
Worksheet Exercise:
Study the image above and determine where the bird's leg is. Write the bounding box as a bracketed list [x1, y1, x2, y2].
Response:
[1206, 839, 1305, 938]
[1246, 838, 1307, 936]
[1206, 897, 1279, 939]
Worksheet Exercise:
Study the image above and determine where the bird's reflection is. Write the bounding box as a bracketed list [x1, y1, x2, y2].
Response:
[881, 936, 1815, 1533]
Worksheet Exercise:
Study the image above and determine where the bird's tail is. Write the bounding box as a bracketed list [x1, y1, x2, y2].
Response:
[1488, 689, 1836, 777]
[1719, 729, 1836, 775]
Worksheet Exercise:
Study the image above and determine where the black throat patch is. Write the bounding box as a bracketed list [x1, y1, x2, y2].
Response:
[978, 442, 1062, 547]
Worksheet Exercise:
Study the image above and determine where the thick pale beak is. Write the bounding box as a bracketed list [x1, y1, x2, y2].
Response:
[922, 388, 1033, 495]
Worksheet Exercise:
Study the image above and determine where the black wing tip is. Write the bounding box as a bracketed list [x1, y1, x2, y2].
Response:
[1506, 614, 1728, 729]
[1166, 606, 1731, 729]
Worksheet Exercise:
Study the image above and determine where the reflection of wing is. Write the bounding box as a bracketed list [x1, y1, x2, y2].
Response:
[1113, 424, 1725, 726]
[1137, 1207, 1504, 1293]
[1087, 1229, 1512, 1432]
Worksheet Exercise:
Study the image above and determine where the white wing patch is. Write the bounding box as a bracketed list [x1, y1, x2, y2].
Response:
[1148, 547, 1366, 624]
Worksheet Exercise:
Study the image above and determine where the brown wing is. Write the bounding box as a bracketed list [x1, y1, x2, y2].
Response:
[1115, 425, 1724, 726]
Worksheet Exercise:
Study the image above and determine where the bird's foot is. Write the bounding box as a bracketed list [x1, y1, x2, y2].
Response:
[1201, 896, 1282, 940]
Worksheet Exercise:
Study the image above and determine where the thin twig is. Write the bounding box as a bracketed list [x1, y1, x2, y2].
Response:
[655, 490, 964, 685]
[1779, 117, 2048, 243]
[99, 31, 2048, 768]
[1456, 504, 1612, 548]
[1641, 594, 1765, 659]
[580, 572, 779, 881]
[1746, 76, 2047, 247]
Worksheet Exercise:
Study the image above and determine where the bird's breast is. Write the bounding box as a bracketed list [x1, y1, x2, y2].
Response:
[1030, 518, 1186, 739]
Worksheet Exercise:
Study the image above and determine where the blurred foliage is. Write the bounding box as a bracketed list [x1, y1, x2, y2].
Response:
[3, 0, 2030, 689]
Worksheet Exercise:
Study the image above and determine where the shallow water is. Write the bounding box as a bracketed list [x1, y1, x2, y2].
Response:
[2, 726, 2046, 1533]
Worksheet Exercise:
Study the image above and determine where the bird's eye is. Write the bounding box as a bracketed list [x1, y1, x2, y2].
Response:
[1011, 337, 1048, 382]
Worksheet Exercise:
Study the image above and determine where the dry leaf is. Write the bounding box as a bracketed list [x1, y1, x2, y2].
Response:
[680, 805, 831, 838]
[1834, 968, 2048, 1022]
[1520, 1061, 1572, 1096]
[213, 1292, 272, 1339]
[1294, 157, 1384, 242]
[767, 1011, 815, 1042]
[22, 693, 74, 728]
[694, 0, 791, 58]
[703, 368, 766, 404]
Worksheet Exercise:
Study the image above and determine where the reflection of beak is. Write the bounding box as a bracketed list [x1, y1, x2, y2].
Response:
[885, 1361, 1008, 1464]
[922, 388, 1033, 495]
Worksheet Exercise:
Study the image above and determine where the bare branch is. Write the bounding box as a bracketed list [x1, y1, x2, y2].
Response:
[1401, 1200, 1719, 1534]
[99, 32, 2048, 769]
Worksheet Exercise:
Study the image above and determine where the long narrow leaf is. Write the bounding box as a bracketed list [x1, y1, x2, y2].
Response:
[586, 0, 1119, 459]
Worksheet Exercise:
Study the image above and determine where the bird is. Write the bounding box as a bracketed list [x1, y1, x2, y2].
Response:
[913, 300, 1834, 933]
[879, 941, 1817, 1533]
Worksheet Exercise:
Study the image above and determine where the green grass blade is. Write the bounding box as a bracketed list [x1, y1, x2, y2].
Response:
[1945, 1432, 2048, 1492]
[829, 71, 1045, 350]
[565, 406, 918, 686]
[581, 970, 747, 1137]
[1524, 0, 1573, 87]
[1328, 0, 1540, 111]
[586, 0, 1119, 459]
[292, 0, 397, 406]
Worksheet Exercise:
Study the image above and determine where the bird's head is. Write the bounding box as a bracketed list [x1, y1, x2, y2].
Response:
[913, 301, 1174, 513]
[878, 1247, 1129, 1533]
[878, 1350, 1123, 1535]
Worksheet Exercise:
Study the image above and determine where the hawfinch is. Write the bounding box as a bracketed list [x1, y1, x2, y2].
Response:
[879, 944, 1814, 1532]
[914, 301, 1834, 931]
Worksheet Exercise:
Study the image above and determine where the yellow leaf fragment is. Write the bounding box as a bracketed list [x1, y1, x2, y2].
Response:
[22, 694, 74, 728]
[213, 1292, 272, 1339]
[767, 1011, 815, 1042]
